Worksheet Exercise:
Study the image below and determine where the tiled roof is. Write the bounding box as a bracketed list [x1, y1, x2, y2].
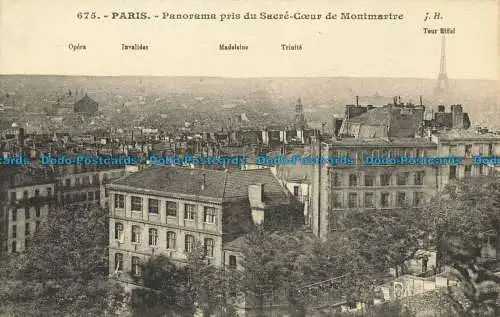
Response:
[110, 165, 289, 202]
[223, 235, 247, 252]
[435, 129, 500, 141]
[329, 137, 435, 147]
[348, 107, 390, 125]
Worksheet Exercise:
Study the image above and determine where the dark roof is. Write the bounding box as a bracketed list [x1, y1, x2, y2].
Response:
[223, 235, 247, 252]
[348, 107, 390, 125]
[110, 166, 289, 202]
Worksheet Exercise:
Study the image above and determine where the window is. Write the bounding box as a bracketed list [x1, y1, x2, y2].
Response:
[92, 174, 100, 185]
[167, 231, 176, 249]
[11, 241, 16, 253]
[449, 166, 457, 180]
[332, 172, 341, 187]
[131, 256, 142, 276]
[380, 193, 390, 208]
[488, 143, 494, 156]
[185, 234, 194, 253]
[25, 207, 30, 219]
[35, 221, 41, 232]
[415, 171, 425, 185]
[75, 177, 81, 186]
[131, 225, 141, 243]
[229, 255, 237, 269]
[364, 192, 375, 208]
[204, 238, 214, 258]
[148, 199, 159, 214]
[114, 194, 125, 209]
[380, 174, 391, 186]
[348, 193, 358, 208]
[87, 191, 94, 201]
[364, 174, 374, 186]
[465, 144, 472, 157]
[449, 145, 457, 155]
[464, 165, 472, 178]
[35, 206, 41, 217]
[10, 192, 16, 202]
[397, 172, 409, 186]
[114, 253, 123, 272]
[12, 210, 17, 222]
[103, 174, 109, 183]
[184, 204, 196, 220]
[23, 191, 28, 200]
[25, 223, 30, 236]
[149, 228, 158, 246]
[34, 189, 40, 197]
[332, 192, 343, 208]
[65, 179, 71, 187]
[479, 165, 484, 175]
[166, 201, 177, 217]
[83, 176, 90, 185]
[293, 186, 299, 197]
[95, 191, 100, 200]
[115, 223, 124, 242]
[12, 225, 17, 238]
[349, 174, 357, 187]
[204, 207, 216, 223]
[131, 196, 142, 211]
[397, 192, 407, 207]
[414, 192, 424, 207]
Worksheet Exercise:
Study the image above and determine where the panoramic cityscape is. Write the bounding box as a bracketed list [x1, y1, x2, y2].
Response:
[0, 34, 499, 317]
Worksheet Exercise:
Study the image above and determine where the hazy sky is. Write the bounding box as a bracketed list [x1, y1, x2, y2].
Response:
[0, 0, 498, 79]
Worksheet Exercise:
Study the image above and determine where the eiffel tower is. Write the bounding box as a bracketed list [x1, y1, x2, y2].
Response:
[434, 35, 450, 95]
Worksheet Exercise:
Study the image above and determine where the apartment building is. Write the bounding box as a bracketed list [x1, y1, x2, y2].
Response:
[55, 165, 126, 208]
[5, 181, 56, 253]
[106, 166, 299, 284]
[432, 129, 500, 190]
[309, 137, 439, 238]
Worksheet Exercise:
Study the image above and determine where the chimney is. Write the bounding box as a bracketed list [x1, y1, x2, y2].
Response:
[451, 104, 464, 129]
[248, 184, 265, 225]
[249, 184, 264, 204]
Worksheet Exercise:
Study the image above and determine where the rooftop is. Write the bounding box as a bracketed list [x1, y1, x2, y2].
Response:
[433, 129, 500, 141]
[109, 165, 289, 202]
[328, 137, 435, 147]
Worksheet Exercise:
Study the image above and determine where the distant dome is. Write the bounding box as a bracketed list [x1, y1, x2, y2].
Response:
[11, 122, 18, 128]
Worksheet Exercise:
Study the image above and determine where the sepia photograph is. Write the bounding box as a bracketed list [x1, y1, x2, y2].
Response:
[0, 0, 499, 316]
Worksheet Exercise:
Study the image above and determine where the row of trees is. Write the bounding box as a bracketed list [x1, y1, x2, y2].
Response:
[239, 176, 500, 317]
[0, 176, 499, 316]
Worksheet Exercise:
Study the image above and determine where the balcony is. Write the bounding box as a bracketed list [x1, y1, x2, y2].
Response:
[13, 195, 58, 207]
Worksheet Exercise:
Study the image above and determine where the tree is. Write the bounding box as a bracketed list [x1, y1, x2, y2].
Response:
[0, 206, 127, 317]
[344, 207, 432, 277]
[130, 242, 241, 317]
[129, 255, 195, 317]
[240, 227, 374, 317]
[424, 176, 500, 317]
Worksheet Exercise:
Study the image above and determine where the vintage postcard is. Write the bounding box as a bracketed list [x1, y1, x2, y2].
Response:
[0, 0, 499, 317]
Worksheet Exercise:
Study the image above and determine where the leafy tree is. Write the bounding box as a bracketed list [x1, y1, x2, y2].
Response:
[240, 227, 375, 317]
[129, 255, 195, 317]
[344, 207, 432, 277]
[424, 176, 500, 317]
[0, 206, 127, 317]
[130, 242, 241, 317]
